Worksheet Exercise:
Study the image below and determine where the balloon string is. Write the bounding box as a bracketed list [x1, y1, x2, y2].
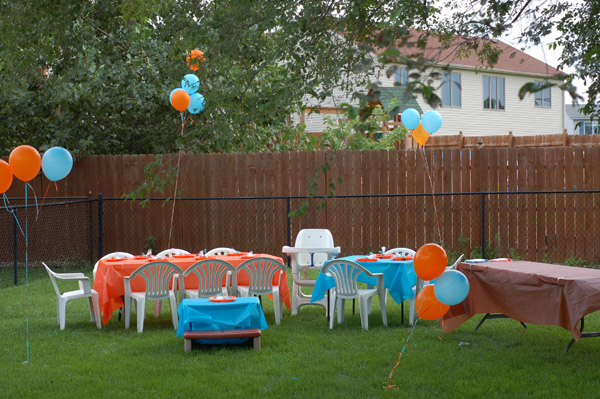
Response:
[3, 194, 25, 237]
[24, 184, 30, 365]
[420, 145, 442, 243]
[383, 317, 420, 390]
[167, 112, 185, 248]
[26, 183, 39, 222]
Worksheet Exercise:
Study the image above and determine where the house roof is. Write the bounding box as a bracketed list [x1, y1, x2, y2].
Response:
[566, 104, 588, 120]
[383, 32, 564, 77]
[368, 87, 423, 117]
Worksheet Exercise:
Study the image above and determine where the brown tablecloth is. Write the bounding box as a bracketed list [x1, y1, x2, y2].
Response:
[442, 261, 600, 341]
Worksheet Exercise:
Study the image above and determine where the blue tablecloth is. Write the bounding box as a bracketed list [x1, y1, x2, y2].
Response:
[177, 297, 268, 344]
[310, 255, 416, 304]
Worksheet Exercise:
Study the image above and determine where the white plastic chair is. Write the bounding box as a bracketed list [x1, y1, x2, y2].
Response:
[93, 251, 135, 280]
[321, 259, 387, 330]
[43, 262, 101, 330]
[124, 261, 183, 333]
[206, 247, 237, 256]
[155, 248, 191, 258]
[234, 257, 286, 325]
[282, 229, 340, 315]
[182, 259, 235, 298]
[383, 248, 416, 258]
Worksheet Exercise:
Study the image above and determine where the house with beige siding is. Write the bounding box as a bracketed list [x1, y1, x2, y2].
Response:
[294, 34, 565, 136]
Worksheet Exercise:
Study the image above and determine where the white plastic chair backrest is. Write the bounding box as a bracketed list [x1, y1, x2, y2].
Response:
[383, 247, 415, 257]
[183, 259, 235, 297]
[206, 247, 237, 256]
[125, 261, 183, 300]
[322, 259, 374, 298]
[236, 257, 285, 295]
[294, 229, 335, 267]
[94, 252, 135, 278]
[156, 248, 191, 258]
[43, 262, 62, 296]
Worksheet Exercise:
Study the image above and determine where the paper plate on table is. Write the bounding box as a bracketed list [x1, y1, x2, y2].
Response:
[357, 258, 377, 262]
[405, 256, 413, 260]
[105, 258, 124, 262]
[240, 255, 255, 259]
[208, 296, 236, 303]
[490, 258, 512, 262]
[134, 256, 148, 260]
[173, 254, 194, 258]
[392, 257, 407, 261]
[465, 259, 488, 263]
[376, 255, 393, 259]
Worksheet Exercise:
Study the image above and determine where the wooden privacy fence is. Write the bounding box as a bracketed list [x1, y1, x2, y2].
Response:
[5, 145, 600, 264]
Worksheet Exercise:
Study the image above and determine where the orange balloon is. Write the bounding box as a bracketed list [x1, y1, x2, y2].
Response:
[411, 123, 430, 146]
[9, 145, 41, 182]
[0, 160, 13, 194]
[186, 49, 205, 71]
[171, 89, 190, 112]
[414, 243, 448, 281]
[415, 284, 450, 320]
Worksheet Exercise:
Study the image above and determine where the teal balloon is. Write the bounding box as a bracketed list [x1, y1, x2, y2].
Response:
[421, 110, 442, 134]
[181, 74, 200, 94]
[188, 93, 205, 114]
[434, 270, 470, 306]
[401, 108, 420, 130]
[42, 147, 73, 181]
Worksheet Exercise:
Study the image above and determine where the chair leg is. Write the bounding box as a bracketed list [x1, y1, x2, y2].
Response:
[124, 296, 131, 329]
[409, 297, 416, 326]
[136, 299, 146, 333]
[90, 292, 102, 329]
[58, 297, 67, 330]
[358, 296, 369, 330]
[273, 292, 282, 325]
[169, 293, 178, 329]
[329, 291, 336, 329]
[337, 298, 345, 324]
[379, 290, 387, 327]
[291, 283, 299, 316]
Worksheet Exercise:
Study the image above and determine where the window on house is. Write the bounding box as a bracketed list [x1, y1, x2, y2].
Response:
[534, 81, 551, 107]
[483, 76, 505, 110]
[580, 121, 599, 135]
[442, 71, 461, 107]
[395, 67, 408, 87]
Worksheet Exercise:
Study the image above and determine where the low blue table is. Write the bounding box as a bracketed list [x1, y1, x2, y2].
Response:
[310, 255, 416, 305]
[177, 297, 268, 347]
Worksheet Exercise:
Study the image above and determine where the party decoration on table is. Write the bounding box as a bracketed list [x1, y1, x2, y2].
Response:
[9, 145, 41, 182]
[41, 147, 73, 182]
[401, 108, 420, 130]
[433, 269, 470, 306]
[181, 74, 200, 94]
[186, 49, 205, 71]
[415, 285, 450, 320]
[421, 110, 442, 134]
[0, 160, 13, 194]
[413, 243, 447, 281]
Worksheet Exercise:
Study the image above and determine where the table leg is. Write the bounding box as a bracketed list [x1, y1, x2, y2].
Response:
[474, 313, 527, 332]
[565, 317, 600, 352]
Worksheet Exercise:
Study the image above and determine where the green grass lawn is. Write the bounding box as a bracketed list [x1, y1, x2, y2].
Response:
[2, 272, 600, 399]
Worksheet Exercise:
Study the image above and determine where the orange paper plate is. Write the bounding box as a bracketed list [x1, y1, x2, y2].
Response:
[392, 257, 407, 261]
[208, 296, 236, 303]
[134, 256, 148, 260]
[173, 255, 194, 258]
[356, 258, 377, 262]
[105, 258, 124, 262]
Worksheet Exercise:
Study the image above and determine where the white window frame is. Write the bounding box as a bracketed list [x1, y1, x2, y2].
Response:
[442, 71, 461, 107]
[534, 81, 551, 108]
[483, 76, 505, 110]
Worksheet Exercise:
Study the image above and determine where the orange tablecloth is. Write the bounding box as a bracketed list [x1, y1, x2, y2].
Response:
[443, 261, 600, 341]
[93, 254, 290, 325]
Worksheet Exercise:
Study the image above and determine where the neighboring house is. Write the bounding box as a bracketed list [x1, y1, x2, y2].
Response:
[565, 104, 599, 135]
[294, 33, 565, 136]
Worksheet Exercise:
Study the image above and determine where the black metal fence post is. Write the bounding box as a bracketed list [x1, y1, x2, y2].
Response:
[481, 193, 486, 258]
[98, 193, 104, 259]
[13, 208, 18, 286]
[286, 197, 291, 247]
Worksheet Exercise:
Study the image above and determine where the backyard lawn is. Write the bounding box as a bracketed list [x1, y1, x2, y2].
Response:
[2, 270, 600, 399]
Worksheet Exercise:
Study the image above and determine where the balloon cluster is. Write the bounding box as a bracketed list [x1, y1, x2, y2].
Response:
[170, 49, 206, 114]
[413, 243, 470, 320]
[401, 109, 442, 146]
[0, 145, 73, 194]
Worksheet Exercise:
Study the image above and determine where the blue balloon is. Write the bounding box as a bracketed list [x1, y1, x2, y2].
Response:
[434, 270, 470, 306]
[181, 74, 200, 94]
[188, 93, 205, 114]
[42, 147, 73, 181]
[421, 110, 442, 134]
[401, 108, 420, 130]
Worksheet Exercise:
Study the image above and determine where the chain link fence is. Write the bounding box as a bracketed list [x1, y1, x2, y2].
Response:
[2, 191, 599, 289]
